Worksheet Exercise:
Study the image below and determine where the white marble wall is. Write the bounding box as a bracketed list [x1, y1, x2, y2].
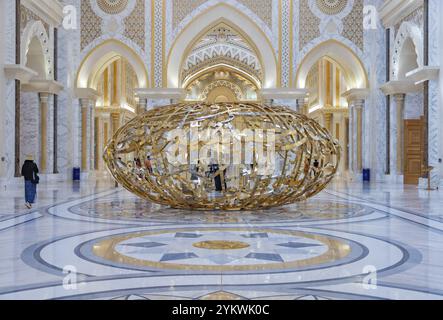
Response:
[362, 0, 387, 180]
[0, 0, 18, 181]
[20, 92, 40, 166]
[0, 0, 6, 179]
[404, 92, 424, 120]
[428, 0, 442, 186]
[55, 0, 82, 177]
[438, 1, 443, 186]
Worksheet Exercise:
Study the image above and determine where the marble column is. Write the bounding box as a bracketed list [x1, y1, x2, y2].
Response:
[79, 99, 91, 172]
[324, 113, 333, 133]
[296, 98, 308, 115]
[137, 98, 148, 114]
[348, 99, 365, 173]
[89, 105, 95, 171]
[39, 93, 49, 173]
[394, 94, 406, 174]
[349, 109, 354, 173]
[94, 116, 100, 171]
[111, 112, 121, 135]
[355, 103, 363, 172]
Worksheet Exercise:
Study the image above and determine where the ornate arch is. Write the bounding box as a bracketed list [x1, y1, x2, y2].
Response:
[391, 21, 423, 80]
[21, 20, 52, 79]
[168, 0, 275, 55]
[76, 39, 149, 89]
[295, 39, 368, 89]
[181, 22, 263, 85]
[200, 80, 243, 101]
[167, 3, 277, 89]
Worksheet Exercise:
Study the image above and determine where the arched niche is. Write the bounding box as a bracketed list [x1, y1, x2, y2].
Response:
[392, 22, 423, 80]
[21, 20, 52, 79]
[295, 40, 368, 90]
[207, 86, 238, 103]
[167, 3, 277, 89]
[76, 39, 148, 90]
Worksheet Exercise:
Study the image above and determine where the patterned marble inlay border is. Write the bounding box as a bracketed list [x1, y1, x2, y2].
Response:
[299, 0, 320, 51]
[172, 0, 273, 32]
[153, 0, 164, 87]
[96, 0, 129, 15]
[237, 0, 273, 29]
[342, 0, 363, 51]
[280, 0, 291, 87]
[172, 0, 207, 31]
[124, 0, 145, 51]
[20, 4, 49, 36]
[81, 0, 102, 50]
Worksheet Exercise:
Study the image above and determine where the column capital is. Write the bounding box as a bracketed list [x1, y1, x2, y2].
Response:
[393, 93, 406, 101]
[22, 80, 64, 94]
[342, 89, 369, 107]
[296, 97, 307, 106]
[79, 98, 94, 108]
[351, 100, 365, 109]
[380, 80, 422, 96]
[38, 92, 50, 103]
[111, 112, 121, 121]
[75, 88, 99, 101]
[137, 97, 148, 114]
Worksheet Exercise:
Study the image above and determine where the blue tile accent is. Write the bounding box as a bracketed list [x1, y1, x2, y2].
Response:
[121, 242, 167, 249]
[160, 252, 199, 262]
[174, 233, 203, 238]
[245, 253, 284, 262]
[277, 242, 322, 249]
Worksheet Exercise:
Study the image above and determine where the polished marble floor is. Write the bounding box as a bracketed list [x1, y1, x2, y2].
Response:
[0, 176, 443, 300]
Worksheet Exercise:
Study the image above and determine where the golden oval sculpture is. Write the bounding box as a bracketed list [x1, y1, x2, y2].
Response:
[104, 103, 340, 211]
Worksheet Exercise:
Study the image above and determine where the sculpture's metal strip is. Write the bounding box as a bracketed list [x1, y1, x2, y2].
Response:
[104, 103, 340, 210]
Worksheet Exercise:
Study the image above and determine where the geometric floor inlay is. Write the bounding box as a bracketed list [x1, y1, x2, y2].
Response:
[91, 228, 352, 271]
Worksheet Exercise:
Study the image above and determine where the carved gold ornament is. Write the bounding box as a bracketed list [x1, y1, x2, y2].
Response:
[192, 240, 251, 250]
[96, 0, 128, 15]
[104, 103, 340, 210]
[316, 0, 348, 15]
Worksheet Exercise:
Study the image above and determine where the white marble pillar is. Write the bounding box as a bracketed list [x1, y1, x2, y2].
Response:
[296, 98, 308, 115]
[355, 103, 363, 172]
[96, 116, 103, 171]
[137, 98, 148, 114]
[111, 112, 121, 135]
[349, 106, 354, 174]
[79, 99, 92, 172]
[89, 105, 95, 171]
[394, 94, 405, 174]
[348, 99, 365, 173]
[38, 93, 55, 174]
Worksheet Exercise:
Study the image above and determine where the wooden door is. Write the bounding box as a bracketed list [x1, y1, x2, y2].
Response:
[404, 118, 424, 185]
